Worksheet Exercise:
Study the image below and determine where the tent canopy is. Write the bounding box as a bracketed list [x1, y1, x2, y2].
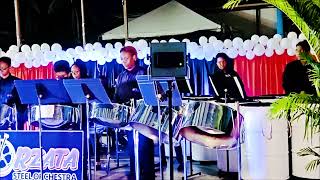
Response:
[102, 1, 221, 40]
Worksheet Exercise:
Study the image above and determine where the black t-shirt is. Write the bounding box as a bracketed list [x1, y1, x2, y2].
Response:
[0, 74, 20, 105]
[283, 60, 316, 94]
[114, 66, 146, 104]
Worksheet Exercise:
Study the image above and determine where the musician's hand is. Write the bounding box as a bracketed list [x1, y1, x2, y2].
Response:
[156, 94, 162, 100]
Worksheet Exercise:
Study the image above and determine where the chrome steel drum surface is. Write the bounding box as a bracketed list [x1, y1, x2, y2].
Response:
[129, 100, 182, 144]
[178, 101, 241, 148]
[0, 104, 13, 129]
[180, 101, 234, 135]
[31, 105, 80, 129]
[90, 103, 130, 128]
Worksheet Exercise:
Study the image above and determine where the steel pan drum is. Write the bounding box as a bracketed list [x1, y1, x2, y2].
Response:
[178, 101, 240, 148]
[129, 100, 182, 144]
[31, 105, 80, 129]
[90, 103, 130, 128]
[0, 104, 13, 129]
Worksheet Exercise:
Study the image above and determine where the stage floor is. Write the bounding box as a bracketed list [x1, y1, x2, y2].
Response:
[92, 157, 238, 180]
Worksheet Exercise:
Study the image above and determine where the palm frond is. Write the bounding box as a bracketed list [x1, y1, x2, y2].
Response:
[313, 0, 320, 9]
[223, 0, 243, 9]
[305, 159, 320, 171]
[297, 147, 320, 157]
[263, 0, 320, 55]
[297, 146, 320, 171]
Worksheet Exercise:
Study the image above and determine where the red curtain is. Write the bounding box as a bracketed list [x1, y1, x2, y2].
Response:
[234, 52, 296, 97]
[10, 63, 55, 80]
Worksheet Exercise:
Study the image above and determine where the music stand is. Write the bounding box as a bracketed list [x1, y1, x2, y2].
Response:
[136, 75, 182, 180]
[14, 79, 72, 179]
[63, 79, 111, 180]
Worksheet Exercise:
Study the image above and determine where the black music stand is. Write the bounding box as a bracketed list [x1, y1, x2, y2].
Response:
[14, 79, 72, 179]
[63, 79, 111, 180]
[136, 75, 182, 180]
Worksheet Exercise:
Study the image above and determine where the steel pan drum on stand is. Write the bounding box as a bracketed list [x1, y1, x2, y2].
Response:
[0, 104, 13, 130]
[30, 105, 80, 130]
[129, 100, 182, 144]
[90, 103, 131, 128]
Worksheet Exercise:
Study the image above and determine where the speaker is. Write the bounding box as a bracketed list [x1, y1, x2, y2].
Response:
[150, 42, 187, 78]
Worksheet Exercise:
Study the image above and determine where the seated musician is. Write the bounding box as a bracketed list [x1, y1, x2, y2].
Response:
[0, 57, 26, 130]
[210, 53, 246, 100]
[54, 60, 71, 79]
[114, 46, 155, 179]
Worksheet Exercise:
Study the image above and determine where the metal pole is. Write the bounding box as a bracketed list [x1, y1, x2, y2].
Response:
[122, 0, 129, 41]
[80, 0, 86, 46]
[14, 0, 22, 47]
[168, 80, 174, 180]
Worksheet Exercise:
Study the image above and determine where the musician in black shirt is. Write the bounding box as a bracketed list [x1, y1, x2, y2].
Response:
[210, 53, 246, 99]
[0, 57, 26, 130]
[114, 46, 155, 179]
[282, 40, 316, 94]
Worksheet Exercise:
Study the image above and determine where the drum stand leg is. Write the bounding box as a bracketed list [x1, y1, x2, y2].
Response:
[182, 139, 201, 180]
[86, 98, 92, 180]
[110, 129, 128, 170]
[37, 96, 44, 180]
[134, 129, 140, 180]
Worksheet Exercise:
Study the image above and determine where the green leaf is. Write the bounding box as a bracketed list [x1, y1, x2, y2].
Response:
[223, 0, 242, 9]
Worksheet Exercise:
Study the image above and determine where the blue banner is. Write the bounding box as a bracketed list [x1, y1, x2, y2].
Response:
[0, 130, 83, 180]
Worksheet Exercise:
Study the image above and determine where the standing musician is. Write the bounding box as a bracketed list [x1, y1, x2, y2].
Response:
[210, 53, 246, 99]
[0, 56, 26, 130]
[114, 46, 155, 179]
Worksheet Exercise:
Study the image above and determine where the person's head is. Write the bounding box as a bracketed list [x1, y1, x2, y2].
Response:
[0, 57, 12, 79]
[120, 46, 137, 70]
[71, 59, 87, 79]
[216, 53, 229, 71]
[54, 60, 70, 79]
[296, 40, 311, 60]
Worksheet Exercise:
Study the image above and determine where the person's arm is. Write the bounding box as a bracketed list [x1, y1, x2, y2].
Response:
[282, 63, 294, 94]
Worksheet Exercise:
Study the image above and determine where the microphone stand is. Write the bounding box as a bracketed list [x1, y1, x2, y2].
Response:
[167, 80, 174, 180]
[37, 93, 44, 179]
[85, 94, 92, 180]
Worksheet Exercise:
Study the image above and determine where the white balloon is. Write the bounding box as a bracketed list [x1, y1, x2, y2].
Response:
[203, 43, 214, 61]
[105, 56, 113, 63]
[266, 38, 279, 50]
[41, 43, 50, 52]
[11, 59, 20, 68]
[66, 48, 76, 58]
[251, 34, 260, 44]
[105, 43, 113, 49]
[197, 47, 205, 60]
[213, 40, 224, 51]
[15, 52, 26, 63]
[137, 49, 146, 59]
[238, 47, 246, 56]
[224, 39, 233, 49]
[151, 39, 159, 43]
[32, 59, 41, 68]
[98, 58, 106, 65]
[253, 44, 265, 56]
[160, 40, 167, 43]
[41, 58, 50, 66]
[21, 45, 31, 53]
[6, 50, 15, 58]
[209, 36, 217, 44]
[287, 48, 295, 56]
[124, 41, 133, 47]
[114, 42, 123, 50]
[24, 51, 33, 61]
[44, 51, 56, 62]
[265, 48, 274, 57]
[291, 39, 300, 49]
[280, 38, 290, 49]
[182, 39, 190, 43]
[232, 37, 244, 49]
[273, 34, 282, 42]
[31, 44, 41, 52]
[144, 58, 151, 65]
[243, 40, 254, 51]
[116, 57, 122, 64]
[199, 36, 208, 46]
[287, 32, 297, 40]
[137, 39, 148, 48]
[227, 47, 238, 59]
[84, 43, 94, 51]
[259, 35, 269, 46]
[93, 42, 103, 50]
[24, 60, 33, 68]
[246, 50, 255, 60]
[9, 45, 19, 53]
[51, 43, 62, 52]
[75, 46, 84, 54]
[275, 48, 285, 55]
[169, 38, 179, 43]
[298, 33, 306, 40]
